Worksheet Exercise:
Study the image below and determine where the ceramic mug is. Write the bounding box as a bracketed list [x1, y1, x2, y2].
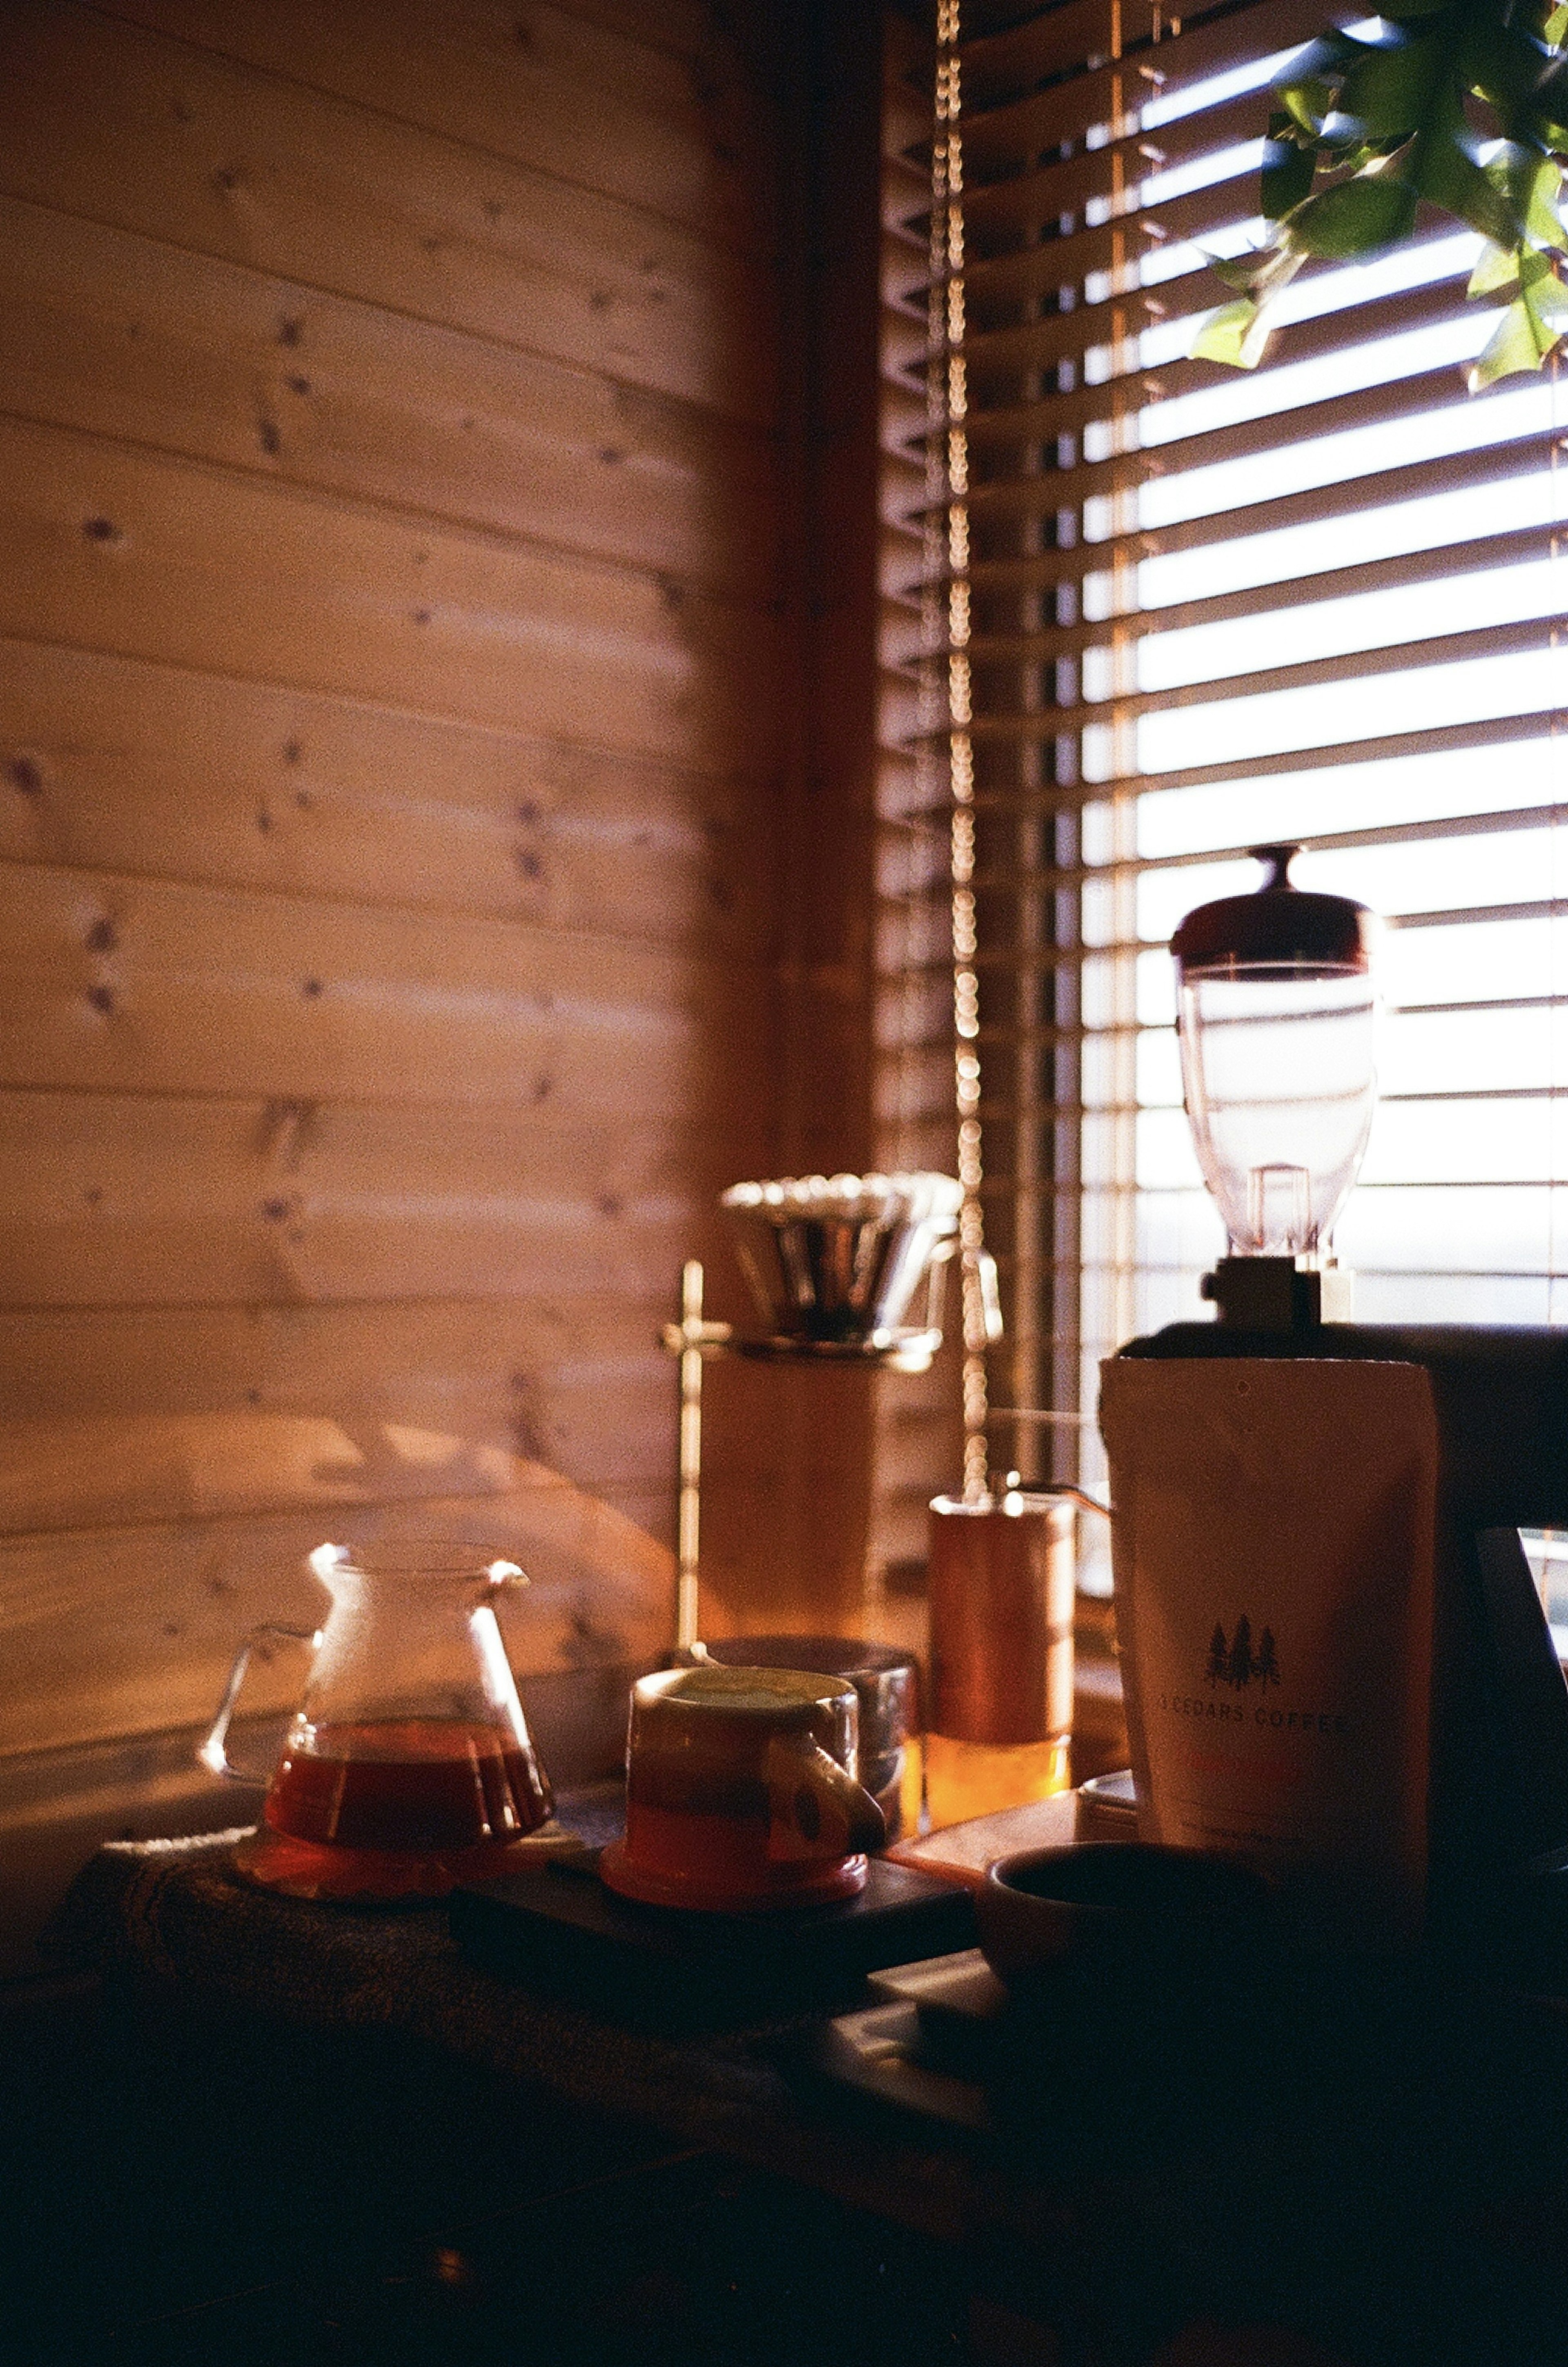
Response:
[697, 1636, 920, 1841]
[599, 1663, 887, 1910]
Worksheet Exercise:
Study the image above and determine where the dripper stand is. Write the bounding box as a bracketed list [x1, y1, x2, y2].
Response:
[659, 1255, 955, 1655]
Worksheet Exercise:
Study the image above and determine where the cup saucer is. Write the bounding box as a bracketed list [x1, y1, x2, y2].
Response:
[599, 1838, 867, 1913]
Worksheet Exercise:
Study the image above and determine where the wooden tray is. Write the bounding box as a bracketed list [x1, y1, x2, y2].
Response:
[451, 1846, 976, 2035]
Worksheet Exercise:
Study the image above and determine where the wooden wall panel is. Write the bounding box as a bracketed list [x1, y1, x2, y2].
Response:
[0, 419, 775, 764]
[0, 3, 775, 421]
[109, 0, 773, 249]
[0, 1299, 675, 1512]
[0, 1465, 675, 1754]
[0, 865, 764, 1108]
[0, 198, 782, 596]
[0, 642, 772, 948]
[0, 0, 888, 1971]
[0, 1094, 733, 1309]
[538, 0, 717, 54]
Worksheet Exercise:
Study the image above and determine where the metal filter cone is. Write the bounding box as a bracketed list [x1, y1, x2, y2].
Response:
[719, 1172, 962, 1346]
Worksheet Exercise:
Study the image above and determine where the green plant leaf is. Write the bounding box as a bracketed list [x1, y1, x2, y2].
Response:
[1263, 122, 1317, 217]
[1535, 56, 1568, 138]
[1274, 33, 1355, 90]
[1468, 239, 1520, 296]
[1280, 77, 1335, 137]
[1470, 296, 1549, 386]
[1523, 253, 1568, 339]
[1204, 252, 1267, 290]
[1334, 138, 1409, 172]
[1466, 255, 1568, 388]
[1523, 152, 1568, 250]
[1417, 125, 1525, 244]
[1216, 0, 1568, 390]
[1468, 33, 1546, 130]
[1191, 297, 1273, 368]
[1338, 31, 1440, 138]
[1201, 244, 1304, 307]
[1481, 144, 1567, 250]
[1285, 170, 1419, 257]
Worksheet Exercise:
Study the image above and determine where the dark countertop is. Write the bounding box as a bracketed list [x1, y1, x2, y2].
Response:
[22, 1822, 1568, 2367]
[49, 1822, 982, 2241]
[13, 1823, 995, 2365]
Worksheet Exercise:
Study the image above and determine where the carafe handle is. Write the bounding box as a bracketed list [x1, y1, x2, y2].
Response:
[199, 1625, 319, 1785]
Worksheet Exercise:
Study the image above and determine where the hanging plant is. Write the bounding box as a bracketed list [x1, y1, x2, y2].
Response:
[1195, 0, 1568, 387]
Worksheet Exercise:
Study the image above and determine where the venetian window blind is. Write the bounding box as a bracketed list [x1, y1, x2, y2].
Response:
[877, 0, 1568, 1594]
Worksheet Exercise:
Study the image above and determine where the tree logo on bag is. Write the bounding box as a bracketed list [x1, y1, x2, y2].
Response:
[1204, 1617, 1280, 1690]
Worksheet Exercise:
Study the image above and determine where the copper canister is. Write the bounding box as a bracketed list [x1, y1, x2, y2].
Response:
[928, 1492, 1076, 1749]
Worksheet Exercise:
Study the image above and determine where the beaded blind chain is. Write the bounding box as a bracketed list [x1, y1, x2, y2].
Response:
[929, 0, 989, 1504]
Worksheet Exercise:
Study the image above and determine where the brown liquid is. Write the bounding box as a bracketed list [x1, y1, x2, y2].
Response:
[265, 1719, 552, 1852]
[922, 1731, 1071, 1831]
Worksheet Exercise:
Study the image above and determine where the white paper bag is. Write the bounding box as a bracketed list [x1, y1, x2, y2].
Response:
[1100, 1356, 1438, 1937]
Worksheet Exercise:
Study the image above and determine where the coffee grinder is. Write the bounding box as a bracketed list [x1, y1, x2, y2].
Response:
[1100, 845, 1568, 1957]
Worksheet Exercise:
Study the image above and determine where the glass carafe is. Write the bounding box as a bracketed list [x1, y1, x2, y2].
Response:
[201, 1543, 557, 1901]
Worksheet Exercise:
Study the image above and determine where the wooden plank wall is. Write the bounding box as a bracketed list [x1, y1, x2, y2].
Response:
[0, 0, 884, 1965]
[697, 0, 889, 1646]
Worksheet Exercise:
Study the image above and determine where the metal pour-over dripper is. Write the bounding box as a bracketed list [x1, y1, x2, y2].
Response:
[1172, 845, 1380, 1328]
[719, 1171, 962, 1350]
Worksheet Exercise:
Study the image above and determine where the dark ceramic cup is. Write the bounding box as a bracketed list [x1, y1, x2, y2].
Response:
[976, 1841, 1272, 1988]
[975, 1843, 1278, 2170]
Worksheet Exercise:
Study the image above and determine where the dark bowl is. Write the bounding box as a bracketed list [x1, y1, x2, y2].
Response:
[976, 1841, 1272, 1987]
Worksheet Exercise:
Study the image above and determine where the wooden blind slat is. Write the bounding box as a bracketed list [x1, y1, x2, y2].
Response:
[882, 0, 1568, 1518]
[953, 85, 1278, 243]
[956, 0, 1325, 145]
[922, 273, 1471, 423]
[950, 519, 1559, 663]
[915, 611, 1559, 748]
[1125, 704, 1568, 798]
[958, 0, 1321, 90]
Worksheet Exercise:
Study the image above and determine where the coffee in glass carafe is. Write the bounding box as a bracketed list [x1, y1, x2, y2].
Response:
[201, 1542, 558, 1900]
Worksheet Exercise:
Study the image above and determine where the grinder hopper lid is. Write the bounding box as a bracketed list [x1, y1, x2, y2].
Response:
[1171, 844, 1376, 978]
